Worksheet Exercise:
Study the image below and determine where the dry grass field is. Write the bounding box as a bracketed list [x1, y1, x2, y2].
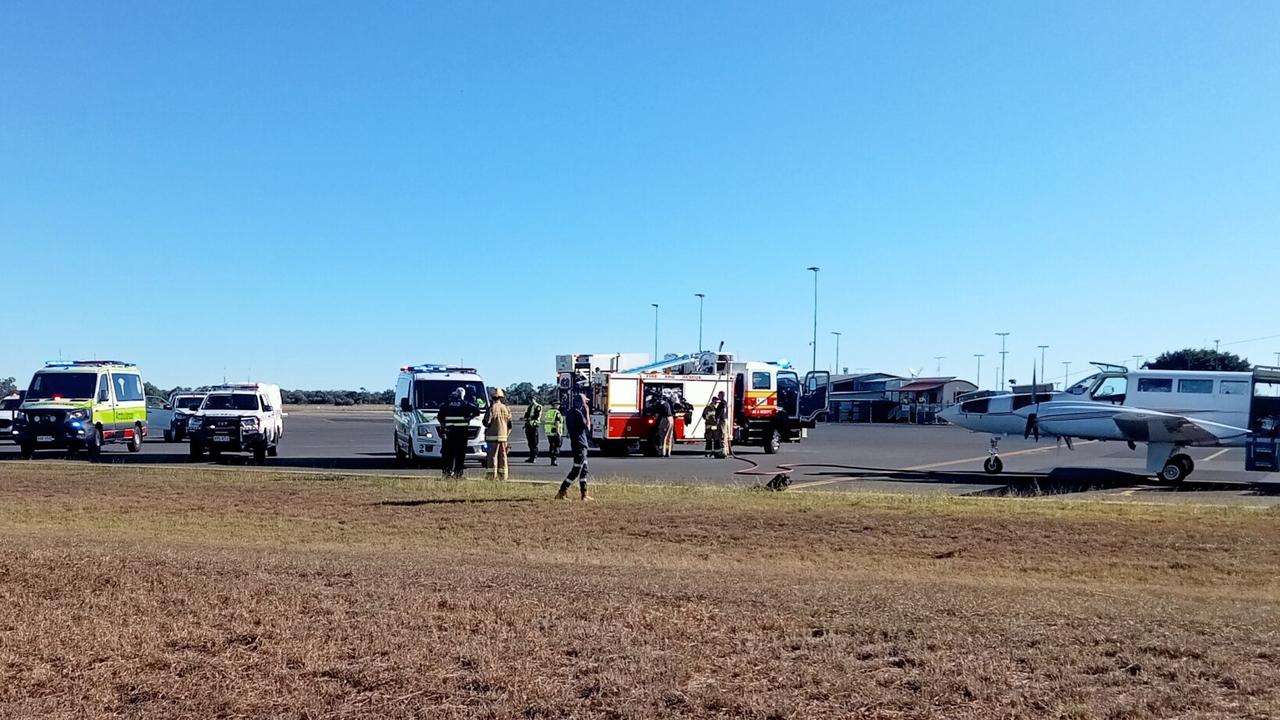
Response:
[1, 464, 1278, 719]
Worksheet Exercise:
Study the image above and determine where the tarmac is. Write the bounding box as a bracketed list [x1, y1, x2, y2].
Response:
[3, 409, 1279, 506]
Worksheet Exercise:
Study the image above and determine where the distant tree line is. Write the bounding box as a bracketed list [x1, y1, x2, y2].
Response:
[1143, 349, 1252, 372]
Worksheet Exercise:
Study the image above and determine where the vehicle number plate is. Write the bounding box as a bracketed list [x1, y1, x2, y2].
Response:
[213, 434, 231, 443]
[37, 435, 54, 442]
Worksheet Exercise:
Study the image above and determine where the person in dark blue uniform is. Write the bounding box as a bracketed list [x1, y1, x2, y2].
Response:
[556, 390, 592, 500]
[437, 388, 480, 479]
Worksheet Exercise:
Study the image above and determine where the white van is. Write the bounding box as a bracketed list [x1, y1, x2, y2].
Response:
[392, 364, 489, 466]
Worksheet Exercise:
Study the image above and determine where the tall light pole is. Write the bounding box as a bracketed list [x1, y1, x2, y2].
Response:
[1062, 361, 1071, 391]
[934, 356, 946, 374]
[1214, 339, 1221, 352]
[806, 266, 820, 373]
[974, 354, 983, 390]
[1037, 345, 1049, 385]
[651, 303, 659, 361]
[1274, 351, 1279, 366]
[694, 293, 705, 352]
[1131, 354, 1142, 369]
[831, 331, 842, 374]
[995, 332, 1010, 389]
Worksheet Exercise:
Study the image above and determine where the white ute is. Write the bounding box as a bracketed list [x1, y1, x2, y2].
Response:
[187, 383, 286, 462]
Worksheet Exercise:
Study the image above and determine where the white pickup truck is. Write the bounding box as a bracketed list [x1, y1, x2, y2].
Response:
[187, 383, 285, 463]
[147, 392, 208, 442]
[0, 392, 21, 443]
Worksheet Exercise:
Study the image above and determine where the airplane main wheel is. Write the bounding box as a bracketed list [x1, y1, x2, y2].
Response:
[983, 456, 1003, 475]
[1161, 454, 1194, 484]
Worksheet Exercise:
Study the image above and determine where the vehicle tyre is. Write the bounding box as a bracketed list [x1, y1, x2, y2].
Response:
[394, 432, 407, 465]
[254, 442, 267, 463]
[175, 428, 185, 442]
[983, 456, 1003, 475]
[164, 430, 174, 442]
[1159, 459, 1187, 484]
[267, 443, 278, 457]
[1174, 454, 1194, 477]
[762, 428, 782, 455]
[86, 427, 103, 459]
[208, 448, 222, 459]
[189, 440, 204, 460]
[19, 442, 35, 460]
[127, 423, 143, 452]
[601, 440, 629, 457]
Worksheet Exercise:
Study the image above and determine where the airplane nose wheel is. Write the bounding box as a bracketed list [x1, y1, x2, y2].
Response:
[984, 436, 1004, 475]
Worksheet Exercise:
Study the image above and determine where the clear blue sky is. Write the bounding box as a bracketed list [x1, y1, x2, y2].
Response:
[3, 1, 1278, 391]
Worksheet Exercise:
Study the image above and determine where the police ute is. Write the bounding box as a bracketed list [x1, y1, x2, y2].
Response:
[188, 383, 285, 463]
[393, 364, 490, 467]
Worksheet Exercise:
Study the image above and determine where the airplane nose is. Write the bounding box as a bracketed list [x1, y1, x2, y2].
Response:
[938, 405, 959, 424]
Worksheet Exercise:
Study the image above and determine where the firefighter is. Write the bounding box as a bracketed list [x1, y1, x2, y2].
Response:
[556, 391, 592, 500]
[543, 403, 564, 466]
[703, 391, 728, 458]
[437, 388, 479, 479]
[484, 388, 513, 480]
[653, 391, 674, 457]
[523, 396, 543, 463]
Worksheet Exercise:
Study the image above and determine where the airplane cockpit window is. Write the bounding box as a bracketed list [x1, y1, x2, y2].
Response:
[1092, 376, 1127, 403]
[1066, 374, 1100, 395]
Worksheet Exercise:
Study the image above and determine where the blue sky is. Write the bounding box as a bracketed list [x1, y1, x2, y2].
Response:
[2, 1, 1278, 391]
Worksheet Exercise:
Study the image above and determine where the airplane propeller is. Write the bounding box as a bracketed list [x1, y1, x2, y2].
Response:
[1023, 365, 1040, 441]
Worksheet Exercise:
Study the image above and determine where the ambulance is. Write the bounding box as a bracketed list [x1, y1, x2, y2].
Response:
[392, 364, 490, 466]
[14, 360, 149, 459]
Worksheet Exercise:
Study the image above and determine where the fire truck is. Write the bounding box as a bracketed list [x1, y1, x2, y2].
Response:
[555, 351, 829, 455]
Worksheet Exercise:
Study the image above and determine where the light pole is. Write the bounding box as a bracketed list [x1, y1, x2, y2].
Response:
[1214, 339, 1221, 352]
[974, 354, 983, 390]
[694, 293, 705, 352]
[651, 303, 659, 362]
[806, 267, 820, 372]
[934, 356, 946, 374]
[995, 332, 1010, 389]
[1062, 361, 1071, 391]
[831, 331, 842, 374]
[1037, 345, 1049, 386]
[1131, 354, 1143, 369]
[1274, 351, 1280, 366]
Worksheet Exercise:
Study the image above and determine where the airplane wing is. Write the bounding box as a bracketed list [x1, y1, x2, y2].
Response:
[1110, 411, 1242, 445]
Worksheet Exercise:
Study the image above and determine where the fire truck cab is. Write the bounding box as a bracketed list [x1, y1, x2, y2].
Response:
[730, 361, 829, 454]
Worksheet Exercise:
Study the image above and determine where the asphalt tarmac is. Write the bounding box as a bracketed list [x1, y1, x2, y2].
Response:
[3, 410, 1278, 506]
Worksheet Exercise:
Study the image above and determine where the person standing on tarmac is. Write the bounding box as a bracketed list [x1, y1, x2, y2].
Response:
[654, 391, 675, 457]
[556, 391, 592, 500]
[437, 388, 480, 479]
[543, 402, 564, 466]
[702, 391, 728, 458]
[523, 396, 543, 463]
[484, 388, 513, 480]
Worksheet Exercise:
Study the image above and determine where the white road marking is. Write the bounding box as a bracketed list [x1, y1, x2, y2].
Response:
[1203, 448, 1230, 462]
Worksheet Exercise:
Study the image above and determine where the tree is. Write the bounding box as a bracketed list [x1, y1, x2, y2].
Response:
[1144, 349, 1251, 372]
[0, 376, 16, 395]
[504, 382, 536, 405]
[535, 383, 558, 404]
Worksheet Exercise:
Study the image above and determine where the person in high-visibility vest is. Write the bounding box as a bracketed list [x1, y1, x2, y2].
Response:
[543, 404, 564, 466]
[523, 397, 543, 463]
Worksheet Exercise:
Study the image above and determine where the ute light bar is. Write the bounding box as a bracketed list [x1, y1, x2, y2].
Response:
[44, 360, 133, 368]
[402, 363, 477, 375]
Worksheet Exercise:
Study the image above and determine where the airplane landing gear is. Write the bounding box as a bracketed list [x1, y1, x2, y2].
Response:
[984, 436, 1004, 475]
[1159, 453, 1195, 484]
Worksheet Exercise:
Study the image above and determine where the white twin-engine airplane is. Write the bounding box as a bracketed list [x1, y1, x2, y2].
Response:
[939, 362, 1280, 483]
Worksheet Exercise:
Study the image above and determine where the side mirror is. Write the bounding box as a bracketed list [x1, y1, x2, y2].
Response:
[400, 398, 412, 412]
[163, 404, 172, 410]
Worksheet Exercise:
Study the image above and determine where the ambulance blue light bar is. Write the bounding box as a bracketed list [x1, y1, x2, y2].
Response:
[402, 363, 478, 375]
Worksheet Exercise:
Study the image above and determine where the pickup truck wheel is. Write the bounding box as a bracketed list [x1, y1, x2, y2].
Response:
[267, 443, 278, 457]
[19, 442, 35, 459]
[189, 440, 204, 460]
[127, 424, 143, 452]
[254, 442, 267, 463]
[395, 433, 407, 465]
[762, 428, 782, 455]
[164, 430, 173, 442]
[208, 448, 222, 459]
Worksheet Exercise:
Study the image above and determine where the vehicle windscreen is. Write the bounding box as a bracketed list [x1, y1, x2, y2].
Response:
[175, 396, 205, 410]
[27, 372, 97, 400]
[202, 394, 260, 411]
[2, 398, 21, 410]
[1066, 374, 1100, 395]
[413, 380, 489, 410]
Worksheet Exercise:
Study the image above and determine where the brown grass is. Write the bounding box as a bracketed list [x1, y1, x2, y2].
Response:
[1, 463, 1278, 719]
